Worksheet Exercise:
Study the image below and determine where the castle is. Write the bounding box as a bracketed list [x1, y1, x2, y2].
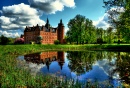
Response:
[24, 18, 64, 44]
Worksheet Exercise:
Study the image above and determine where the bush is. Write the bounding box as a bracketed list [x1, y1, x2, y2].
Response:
[14, 38, 24, 44]
[97, 38, 103, 44]
[54, 40, 60, 45]
[30, 41, 35, 44]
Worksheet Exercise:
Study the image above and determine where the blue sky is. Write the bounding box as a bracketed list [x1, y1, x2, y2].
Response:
[0, 0, 109, 37]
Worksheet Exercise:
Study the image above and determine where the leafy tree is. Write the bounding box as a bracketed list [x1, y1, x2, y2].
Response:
[66, 30, 73, 44]
[96, 28, 104, 44]
[84, 19, 96, 44]
[37, 35, 43, 44]
[106, 27, 114, 43]
[8, 37, 16, 44]
[119, 1, 130, 43]
[103, 0, 130, 43]
[67, 14, 85, 44]
[67, 14, 96, 44]
[0, 35, 10, 45]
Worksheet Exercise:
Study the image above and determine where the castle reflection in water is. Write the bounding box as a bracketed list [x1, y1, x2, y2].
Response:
[24, 51, 64, 70]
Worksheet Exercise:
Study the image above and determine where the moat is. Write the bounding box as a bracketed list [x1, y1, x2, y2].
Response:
[17, 51, 130, 87]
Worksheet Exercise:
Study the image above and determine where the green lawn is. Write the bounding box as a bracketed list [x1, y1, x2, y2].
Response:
[1, 44, 130, 55]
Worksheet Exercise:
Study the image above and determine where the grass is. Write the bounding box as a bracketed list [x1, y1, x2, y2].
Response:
[1, 44, 130, 54]
[0, 44, 130, 87]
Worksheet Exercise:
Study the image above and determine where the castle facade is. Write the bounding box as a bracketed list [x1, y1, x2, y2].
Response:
[24, 19, 64, 44]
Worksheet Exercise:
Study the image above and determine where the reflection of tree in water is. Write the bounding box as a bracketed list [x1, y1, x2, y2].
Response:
[67, 51, 104, 75]
[113, 52, 130, 84]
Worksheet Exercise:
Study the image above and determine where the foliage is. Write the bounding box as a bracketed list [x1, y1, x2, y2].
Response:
[106, 27, 114, 43]
[37, 35, 43, 44]
[67, 14, 96, 44]
[0, 35, 10, 45]
[119, 1, 130, 42]
[14, 38, 24, 44]
[97, 38, 103, 44]
[54, 40, 60, 45]
[103, 0, 130, 43]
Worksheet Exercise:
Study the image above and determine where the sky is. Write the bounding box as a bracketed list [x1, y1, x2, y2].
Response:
[0, 0, 110, 38]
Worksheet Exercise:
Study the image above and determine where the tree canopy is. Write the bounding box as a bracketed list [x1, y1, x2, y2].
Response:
[67, 14, 96, 44]
[103, 0, 130, 43]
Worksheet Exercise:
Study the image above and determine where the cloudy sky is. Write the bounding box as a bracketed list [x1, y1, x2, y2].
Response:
[0, 0, 109, 38]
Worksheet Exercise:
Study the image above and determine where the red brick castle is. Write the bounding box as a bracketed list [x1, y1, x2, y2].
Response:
[24, 18, 64, 44]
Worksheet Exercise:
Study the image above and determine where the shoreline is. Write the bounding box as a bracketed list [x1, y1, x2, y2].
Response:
[1, 44, 130, 53]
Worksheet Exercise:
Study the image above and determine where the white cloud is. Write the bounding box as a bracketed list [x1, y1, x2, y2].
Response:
[93, 7, 125, 29]
[0, 3, 45, 31]
[0, 30, 20, 38]
[107, 7, 125, 13]
[93, 13, 110, 29]
[95, 58, 120, 79]
[61, 0, 75, 8]
[28, 0, 75, 14]
[65, 27, 69, 34]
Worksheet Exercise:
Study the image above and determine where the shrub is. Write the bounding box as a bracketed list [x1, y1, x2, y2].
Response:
[97, 38, 103, 44]
[14, 38, 24, 44]
[54, 40, 60, 45]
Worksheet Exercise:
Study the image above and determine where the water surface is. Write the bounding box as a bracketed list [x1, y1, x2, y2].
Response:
[17, 51, 130, 87]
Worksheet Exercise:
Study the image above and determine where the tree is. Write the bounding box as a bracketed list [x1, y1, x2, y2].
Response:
[37, 35, 43, 44]
[119, 1, 130, 43]
[106, 27, 114, 43]
[96, 28, 104, 44]
[103, 0, 130, 43]
[67, 14, 96, 44]
[0, 35, 10, 45]
[67, 14, 86, 44]
[84, 19, 96, 44]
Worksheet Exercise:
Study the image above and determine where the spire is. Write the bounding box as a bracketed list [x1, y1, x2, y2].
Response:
[58, 62, 64, 70]
[46, 61, 50, 71]
[60, 19, 62, 24]
[45, 18, 50, 29]
[58, 19, 64, 26]
[47, 17, 49, 24]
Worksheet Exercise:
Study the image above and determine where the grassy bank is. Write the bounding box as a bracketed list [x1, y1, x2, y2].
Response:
[0, 44, 130, 87]
[1, 44, 130, 55]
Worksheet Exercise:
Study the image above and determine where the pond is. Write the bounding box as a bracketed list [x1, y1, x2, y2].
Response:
[17, 51, 130, 87]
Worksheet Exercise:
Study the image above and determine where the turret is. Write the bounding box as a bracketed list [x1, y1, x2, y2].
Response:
[57, 19, 64, 44]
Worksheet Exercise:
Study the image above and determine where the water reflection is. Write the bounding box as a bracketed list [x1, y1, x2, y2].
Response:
[17, 51, 130, 87]
[24, 51, 64, 70]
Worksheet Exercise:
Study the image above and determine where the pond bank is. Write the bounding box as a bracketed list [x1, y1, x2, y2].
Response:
[0, 44, 130, 55]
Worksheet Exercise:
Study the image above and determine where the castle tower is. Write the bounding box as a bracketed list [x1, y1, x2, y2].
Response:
[57, 19, 64, 44]
[45, 18, 50, 29]
[57, 51, 64, 70]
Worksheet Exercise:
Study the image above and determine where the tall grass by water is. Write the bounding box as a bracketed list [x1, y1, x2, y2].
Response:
[0, 44, 130, 87]
[0, 53, 114, 87]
